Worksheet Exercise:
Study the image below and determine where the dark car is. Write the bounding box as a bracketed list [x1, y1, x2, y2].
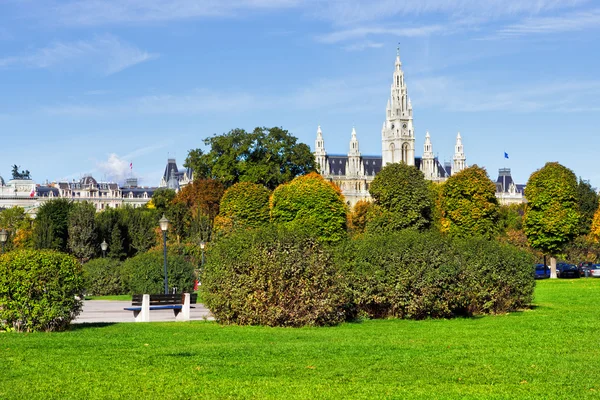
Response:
[578, 261, 594, 277]
[535, 264, 550, 279]
[557, 263, 580, 278]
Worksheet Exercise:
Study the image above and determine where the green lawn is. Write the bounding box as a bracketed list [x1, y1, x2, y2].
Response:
[2, 279, 599, 399]
[84, 294, 133, 301]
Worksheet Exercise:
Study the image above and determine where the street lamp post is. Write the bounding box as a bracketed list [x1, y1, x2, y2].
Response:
[0, 229, 7, 254]
[159, 215, 170, 295]
[101, 239, 108, 258]
[200, 241, 205, 268]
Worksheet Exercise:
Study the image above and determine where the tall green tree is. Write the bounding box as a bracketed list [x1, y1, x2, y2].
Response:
[33, 199, 73, 251]
[440, 165, 499, 239]
[68, 202, 97, 262]
[367, 163, 432, 233]
[215, 182, 271, 233]
[523, 162, 580, 277]
[0, 207, 31, 251]
[126, 208, 158, 254]
[184, 127, 316, 190]
[576, 178, 598, 235]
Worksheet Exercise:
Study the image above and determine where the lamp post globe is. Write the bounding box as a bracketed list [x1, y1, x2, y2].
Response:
[100, 239, 108, 258]
[0, 229, 7, 254]
[159, 215, 170, 294]
[200, 240, 205, 267]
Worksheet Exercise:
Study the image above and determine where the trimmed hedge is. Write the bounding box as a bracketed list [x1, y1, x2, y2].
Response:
[337, 231, 535, 319]
[83, 258, 125, 296]
[201, 227, 350, 327]
[0, 250, 84, 332]
[122, 250, 195, 294]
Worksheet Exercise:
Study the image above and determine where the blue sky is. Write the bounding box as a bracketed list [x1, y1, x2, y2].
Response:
[1, 0, 599, 188]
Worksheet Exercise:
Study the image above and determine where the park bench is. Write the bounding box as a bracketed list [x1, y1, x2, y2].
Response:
[124, 293, 197, 322]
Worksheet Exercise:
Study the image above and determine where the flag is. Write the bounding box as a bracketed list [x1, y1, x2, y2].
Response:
[29, 187, 35, 198]
[504, 152, 509, 159]
[130, 162, 133, 170]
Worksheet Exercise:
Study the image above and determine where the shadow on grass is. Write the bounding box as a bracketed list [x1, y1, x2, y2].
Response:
[69, 322, 117, 331]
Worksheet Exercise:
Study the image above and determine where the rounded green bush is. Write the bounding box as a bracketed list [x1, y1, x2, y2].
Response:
[123, 250, 195, 294]
[83, 258, 125, 296]
[0, 250, 84, 332]
[201, 227, 350, 327]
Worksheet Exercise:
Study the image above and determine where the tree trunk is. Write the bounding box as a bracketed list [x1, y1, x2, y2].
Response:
[550, 256, 557, 279]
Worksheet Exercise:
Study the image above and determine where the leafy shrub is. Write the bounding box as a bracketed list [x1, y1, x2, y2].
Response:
[453, 237, 535, 314]
[270, 172, 347, 243]
[122, 249, 195, 294]
[201, 227, 350, 327]
[367, 163, 432, 232]
[338, 231, 534, 319]
[83, 258, 125, 296]
[0, 250, 84, 332]
[440, 165, 499, 239]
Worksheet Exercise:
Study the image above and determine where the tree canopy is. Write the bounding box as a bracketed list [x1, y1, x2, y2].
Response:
[184, 127, 316, 190]
[576, 178, 599, 235]
[523, 162, 580, 255]
[270, 172, 347, 243]
[440, 165, 499, 239]
[367, 163, 432, 232]
[215, 182, 270, 232]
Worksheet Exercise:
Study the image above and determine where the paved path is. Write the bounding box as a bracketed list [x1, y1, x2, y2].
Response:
[73, 300, 214, 324]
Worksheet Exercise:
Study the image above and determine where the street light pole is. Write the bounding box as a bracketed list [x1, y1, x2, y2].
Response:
[159, 215, 170, 295]
[101, 239, 108, 258]
[0, 229, 7, 254]
[200, 241, 205, 268]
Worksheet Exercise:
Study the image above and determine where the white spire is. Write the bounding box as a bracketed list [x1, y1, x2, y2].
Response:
[453, 131, 466, 175]
[349, 126, 360, 156]
[421, 131, 435, 179]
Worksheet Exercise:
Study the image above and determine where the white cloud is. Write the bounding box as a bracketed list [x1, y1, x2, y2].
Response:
[0, 35, 157, 75]
[97, 153, 133, 183]
[317, 25, 445, 44]
[492, 7, 600, 38]
[410, 76, 600, 112]
[51, 0, 304, 25]
[343, 41, 384, 52]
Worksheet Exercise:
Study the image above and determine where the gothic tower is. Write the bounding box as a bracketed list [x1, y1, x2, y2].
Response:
[346, 127, 364, 176]
[382, 47, 415, 166]
[421, 131, 436, 179]
[452, 132, 466, 175]
[314, 126, 329, 175]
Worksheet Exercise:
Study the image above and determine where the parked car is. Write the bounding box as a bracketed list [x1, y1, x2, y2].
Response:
[558, 263, 580, 278]
[589, 264, 600, 278]
[578, 261, 594, 277]
[534, 264, 550, 279]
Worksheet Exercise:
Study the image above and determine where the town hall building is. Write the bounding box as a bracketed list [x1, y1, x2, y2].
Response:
[314, 49, 467, 207]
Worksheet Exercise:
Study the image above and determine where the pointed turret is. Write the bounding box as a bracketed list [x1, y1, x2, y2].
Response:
[347, 127, 363, 176]
[421, 131, 436, 179]
[314, 125, 328, 175]
[452, 132, 466, 175]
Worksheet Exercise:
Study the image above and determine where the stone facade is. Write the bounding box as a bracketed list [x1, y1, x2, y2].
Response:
[495, 168, 526, 205]
[315, 49, 467, 207]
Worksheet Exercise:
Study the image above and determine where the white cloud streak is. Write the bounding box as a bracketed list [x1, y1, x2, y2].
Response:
[317, 25, 445, 44]
[0, 35, 157, 75]
[492, 7, 600, 38]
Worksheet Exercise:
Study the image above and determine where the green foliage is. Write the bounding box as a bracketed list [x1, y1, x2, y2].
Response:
[201, 227, 350, 327]
[524, 162, 580, 255]
[107, 224, 126, 260]
[216, 182, 270, 231]
[0, 250, 83, 332]
[151, 188, 176, 214]
[563, 235, 600, 263]
[33, 199, 73, 251]
[83, 258, 125, 296]
[185, 127, 316, 190]
[270, 172, 347, 243]
[124, 208, 158, 254]
[0, 206, 32, 251]
[367, 163, 432, 232]
[347, 200, 373, 236]
[68, 202, 97, 262]
[122, 249, 195, 294]
[440, 165, 499, 239]
[337, 231, 534, 319]
[576, 178, 598, 235]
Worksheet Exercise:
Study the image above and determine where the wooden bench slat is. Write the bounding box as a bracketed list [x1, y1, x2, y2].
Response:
[131, 293, 198, 306]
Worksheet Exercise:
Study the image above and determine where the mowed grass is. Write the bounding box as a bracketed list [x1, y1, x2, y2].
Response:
[1, 279, 600, 399]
